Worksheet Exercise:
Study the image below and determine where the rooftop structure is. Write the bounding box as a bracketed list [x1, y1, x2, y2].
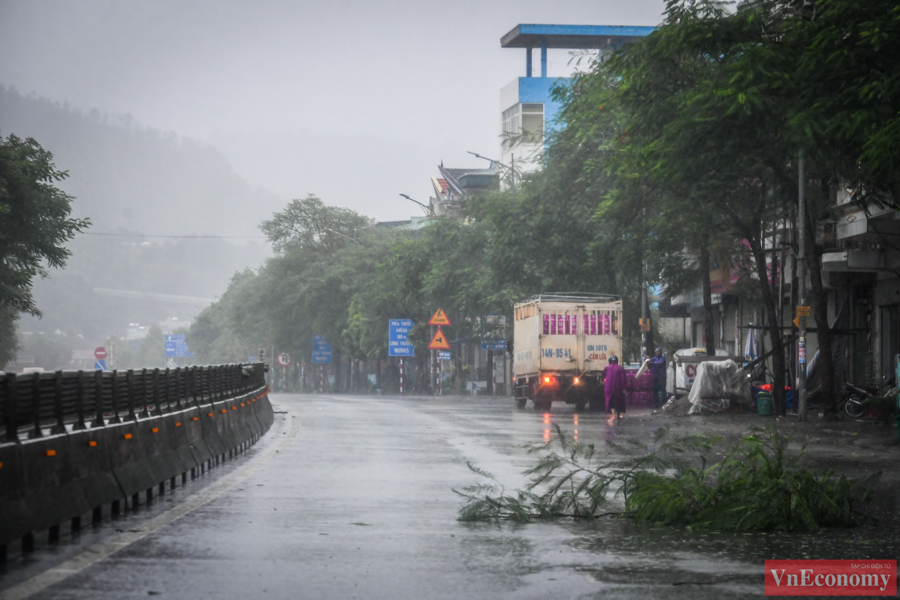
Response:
[428, 163, 500, 217]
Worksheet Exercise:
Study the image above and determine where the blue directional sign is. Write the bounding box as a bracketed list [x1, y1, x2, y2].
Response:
[312, 335, 332, 364]
[164, 334, 194, 358]
[94, 359, 107, 371]
[389, 319, 414, 357]
[481, 340, 507, 351]
[438, 350, 451, 361]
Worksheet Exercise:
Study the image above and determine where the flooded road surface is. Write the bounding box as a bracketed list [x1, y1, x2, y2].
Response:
[2, 393, 897, 599]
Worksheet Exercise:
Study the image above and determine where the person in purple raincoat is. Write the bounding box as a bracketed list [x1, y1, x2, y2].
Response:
[649, 347, 667, 408]
[604, 354, 627, 423]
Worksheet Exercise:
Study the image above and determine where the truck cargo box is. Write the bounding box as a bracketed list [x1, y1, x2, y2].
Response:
[513, 293, 623, 411]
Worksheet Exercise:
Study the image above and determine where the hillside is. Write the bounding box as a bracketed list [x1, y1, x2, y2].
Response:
[1, 87, 277, 356]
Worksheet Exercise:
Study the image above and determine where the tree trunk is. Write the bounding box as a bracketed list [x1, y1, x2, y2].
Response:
[699, 242, 716, 356]
[748, 225, 787, 415]
[375, 358, 382, 391]
[804, 205, 836, 413]
[333, 346, 343, 392]
[486, 350, 494, 395]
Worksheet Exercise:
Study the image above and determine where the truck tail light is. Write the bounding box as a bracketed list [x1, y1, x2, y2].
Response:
[544, 376, 550, 384]
[574, 377, 580, 385]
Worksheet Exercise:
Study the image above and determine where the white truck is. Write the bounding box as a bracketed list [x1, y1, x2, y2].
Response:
[513, 293, 623, 411]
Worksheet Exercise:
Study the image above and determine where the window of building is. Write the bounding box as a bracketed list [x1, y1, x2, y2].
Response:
[502, 103, 544, 149]
[521, 103, 544, 144]
[502, 105, 520, 151]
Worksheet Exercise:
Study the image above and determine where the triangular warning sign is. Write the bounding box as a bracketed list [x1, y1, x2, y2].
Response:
[428, 308, 451, 326]
[428, 326, 451, 350]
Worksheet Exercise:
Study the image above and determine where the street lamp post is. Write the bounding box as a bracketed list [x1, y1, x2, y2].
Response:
[398, 194, 435, 217]
[467, 151, 517, 190]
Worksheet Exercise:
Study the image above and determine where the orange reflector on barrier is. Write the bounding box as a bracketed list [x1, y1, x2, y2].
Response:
[221, 409, 227, 414]
[241, 403, 245, 407]
[192, 417, 199, 421]
[45, 450, 56, 457]
[175, 422, 182, 427]
[0, 461, 3, 468]
[209, 412, 214, 417]
[231, 407, 236, 411]
[89, 441, 97, 447]
[124, 433, 132, 440]
[152, 427, 159, 433]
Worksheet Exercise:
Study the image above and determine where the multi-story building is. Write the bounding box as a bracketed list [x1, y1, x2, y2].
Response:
[499, 24, 655, 171]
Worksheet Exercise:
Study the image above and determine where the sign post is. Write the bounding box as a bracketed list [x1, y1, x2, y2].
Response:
[389, 320, 414, 395]
[311, 336, 332, 393]
[428, 326, 451, 394]
[798, 150, 808, 421]
[164, 335, 194, 361]
[428, 310, 451, 396]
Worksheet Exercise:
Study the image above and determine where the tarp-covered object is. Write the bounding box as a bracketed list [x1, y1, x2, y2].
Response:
[687, 360, 752, 414]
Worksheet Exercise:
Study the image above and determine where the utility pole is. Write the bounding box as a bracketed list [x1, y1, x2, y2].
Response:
[641, 262, 650, 359]
[798, 150, 808, 421]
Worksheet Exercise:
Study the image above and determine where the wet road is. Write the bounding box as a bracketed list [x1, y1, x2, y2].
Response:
[1, 393, 897, 599]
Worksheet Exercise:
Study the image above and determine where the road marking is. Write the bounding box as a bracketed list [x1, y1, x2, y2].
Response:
[0, 408, 299, 600]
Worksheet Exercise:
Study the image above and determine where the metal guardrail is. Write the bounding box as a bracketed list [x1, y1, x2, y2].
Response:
[1, 363, 266, 443]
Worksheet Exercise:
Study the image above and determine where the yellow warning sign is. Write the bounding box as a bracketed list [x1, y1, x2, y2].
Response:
[797, 306, 811, 317]
[428, 327, 451, 350]
[428, 308, 451, 326]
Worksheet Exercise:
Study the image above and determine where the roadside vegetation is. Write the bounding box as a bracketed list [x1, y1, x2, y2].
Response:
[0, 133, 88, 364]
[455, 424, 877, 532]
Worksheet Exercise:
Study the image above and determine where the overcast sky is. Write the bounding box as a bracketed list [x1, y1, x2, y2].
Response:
[0, 0, 666, 223]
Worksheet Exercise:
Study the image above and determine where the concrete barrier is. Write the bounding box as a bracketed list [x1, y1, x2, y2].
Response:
[0, 383, 273, 556]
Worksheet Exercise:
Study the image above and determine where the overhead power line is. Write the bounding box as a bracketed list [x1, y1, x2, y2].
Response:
[77, 232, 267, 239]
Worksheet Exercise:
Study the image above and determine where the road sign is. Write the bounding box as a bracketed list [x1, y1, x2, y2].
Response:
[428, 327, 451, 350]
[94, 346, 107, 360]
[94, 359, 107, 371]
[797, 305, 811, 317]
[438, 350, 451, 361]
[277, 352, 292, 367]
[312, 335, 332, 364]
[389, 319, 415, 357]
[164, 335, 194, 358]
[481, 341, 507, 351]
[428, 308, 451, 326]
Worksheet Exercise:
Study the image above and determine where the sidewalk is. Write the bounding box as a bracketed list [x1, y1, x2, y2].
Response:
[626, 408, 899, 514]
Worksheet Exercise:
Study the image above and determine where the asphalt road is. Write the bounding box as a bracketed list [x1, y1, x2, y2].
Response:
[1, 393, 897, 600]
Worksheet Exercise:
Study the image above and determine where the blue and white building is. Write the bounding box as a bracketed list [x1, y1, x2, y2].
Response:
[499, 24, 655, 171]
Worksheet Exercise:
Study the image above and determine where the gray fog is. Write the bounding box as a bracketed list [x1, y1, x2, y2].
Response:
[0, 0, 664, 225]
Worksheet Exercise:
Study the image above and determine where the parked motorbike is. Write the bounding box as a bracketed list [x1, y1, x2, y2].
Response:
[840, 378, 896, 419]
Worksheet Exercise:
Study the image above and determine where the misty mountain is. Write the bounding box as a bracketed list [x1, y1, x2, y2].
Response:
[1, 86, 275, 346]
[1, 86, 284, 237]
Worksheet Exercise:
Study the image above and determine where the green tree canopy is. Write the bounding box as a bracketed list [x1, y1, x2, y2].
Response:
[0, 134, 88, 363]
